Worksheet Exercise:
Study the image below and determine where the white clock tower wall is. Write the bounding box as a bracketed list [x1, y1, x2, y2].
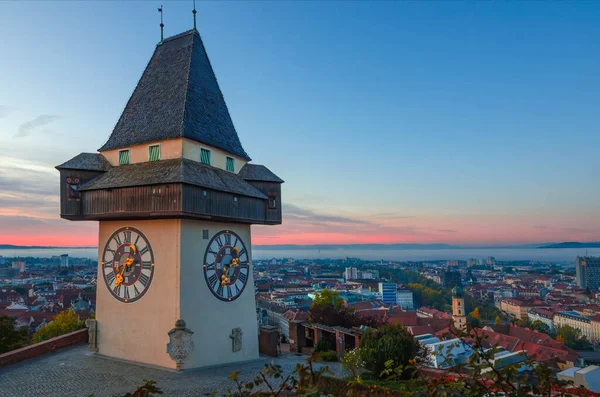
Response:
[179, 219, 259, 368]
[97, 219, 181, 369]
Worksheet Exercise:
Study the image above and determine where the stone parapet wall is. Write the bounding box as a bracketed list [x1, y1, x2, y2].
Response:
[0, 328, 88, 367]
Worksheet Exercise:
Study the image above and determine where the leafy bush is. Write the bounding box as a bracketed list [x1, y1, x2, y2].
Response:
[0, 316, 29, 353]
[318, 350, 339, 362]
[360, 323, 427, 380]
[315, 338, 331, 352]
[32, 309, 86, 343]
[341, 348, 365, 378]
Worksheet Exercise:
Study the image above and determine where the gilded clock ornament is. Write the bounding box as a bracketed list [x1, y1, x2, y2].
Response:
[203, 230, 250, 302]
[102, 227, 155, 303]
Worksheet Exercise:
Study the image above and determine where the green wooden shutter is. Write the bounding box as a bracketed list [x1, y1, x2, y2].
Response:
[226, 157, 235, 172]
[149, 145, 160, 161]
[200, 148, 211, 165]
[119, 150, 130, 165]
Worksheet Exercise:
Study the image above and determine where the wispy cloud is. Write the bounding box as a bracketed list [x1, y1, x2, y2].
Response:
[284, 203, 371, 225]
[0, 105, 11, 118]
[15, 115, 60, 138]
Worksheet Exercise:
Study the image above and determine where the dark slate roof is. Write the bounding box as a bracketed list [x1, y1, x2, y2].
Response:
[55, 153, 112, 172]
[79, 158, 267, 199]
[238, 164, 284, 183]
[99, 30, 251, 161]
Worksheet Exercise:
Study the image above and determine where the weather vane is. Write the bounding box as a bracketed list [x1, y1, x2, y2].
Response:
[193, 0, 197, 31]
[158, 5, 164, 44]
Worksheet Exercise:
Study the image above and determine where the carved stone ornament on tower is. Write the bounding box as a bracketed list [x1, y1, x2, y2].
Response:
[230, 327, 243, 352]
[85, 319, 98, 352]
[166, 319, 195, 370]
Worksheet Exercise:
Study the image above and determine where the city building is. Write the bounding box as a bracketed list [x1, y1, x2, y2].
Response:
[452, 284, 466, 330]
[344, 267, 358, 281]
[60, 254, 69, 268]
[527, 308, 556, 333]
[576, 256, 600, 291]
[396, 286, 414, 310]
[554, 311, 593, 340]
[11, 261, 25, 273]
[378, 282, 397, 305]
[55, 27, 283, 370]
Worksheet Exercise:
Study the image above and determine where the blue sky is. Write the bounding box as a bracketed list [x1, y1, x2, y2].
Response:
[1, 1, 599, 246]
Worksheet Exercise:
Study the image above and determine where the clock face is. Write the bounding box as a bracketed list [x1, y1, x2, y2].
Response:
[203, 230, 250, 302]
[101, 227, 155, 303]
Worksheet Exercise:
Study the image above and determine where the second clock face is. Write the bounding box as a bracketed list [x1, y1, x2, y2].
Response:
[203, 230, 250, 302]
[102, 227, 155, 303]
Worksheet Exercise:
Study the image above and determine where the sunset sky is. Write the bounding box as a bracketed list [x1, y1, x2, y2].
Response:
[1, 1, 599, 247]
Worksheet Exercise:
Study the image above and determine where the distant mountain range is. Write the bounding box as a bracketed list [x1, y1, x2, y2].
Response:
[537, 242, 600, 249]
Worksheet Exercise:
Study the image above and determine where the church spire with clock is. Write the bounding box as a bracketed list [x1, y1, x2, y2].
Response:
[56, 28, 283, 370]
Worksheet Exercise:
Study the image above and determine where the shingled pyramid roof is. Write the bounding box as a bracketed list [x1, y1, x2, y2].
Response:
[99, 30, 251, 161]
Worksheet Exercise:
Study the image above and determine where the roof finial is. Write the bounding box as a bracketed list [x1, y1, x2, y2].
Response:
[192, 0, 197, 32]
[158, 5, 164, 44]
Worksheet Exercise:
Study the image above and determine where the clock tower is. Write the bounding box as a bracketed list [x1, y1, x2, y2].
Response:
[56, 29, 283, 370]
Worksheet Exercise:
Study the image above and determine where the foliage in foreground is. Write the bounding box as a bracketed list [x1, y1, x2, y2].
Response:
[0, 316, 29, 353]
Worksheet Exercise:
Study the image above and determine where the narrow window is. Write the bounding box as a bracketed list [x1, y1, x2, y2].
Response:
[268, 195, 277, 209]
[202, 230, 209, 240]
[226, 156, 235, 172]
[119, 150, 130, 165]
[200, 148, 211, 165]
[149, 145, 160, 162]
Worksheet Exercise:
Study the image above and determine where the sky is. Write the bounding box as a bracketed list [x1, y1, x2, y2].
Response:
[1, 1, 599, 247]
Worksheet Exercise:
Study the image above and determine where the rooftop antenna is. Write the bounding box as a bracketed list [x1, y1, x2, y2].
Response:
[192, 0, 197, 31]
[158, 5, 164, 44]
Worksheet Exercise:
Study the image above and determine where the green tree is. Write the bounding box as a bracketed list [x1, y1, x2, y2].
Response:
[495, 316, 503, 324]
[557, 325, 593, 350]
[32, 309, 85, 343]
[309, 290, 381, 328]
[359, 323, 427, 380]
[0, 316, 29, 354]
[529, 320, 550, 335]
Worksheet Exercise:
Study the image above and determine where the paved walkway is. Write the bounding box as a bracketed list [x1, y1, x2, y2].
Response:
[0, 345, 344, 397]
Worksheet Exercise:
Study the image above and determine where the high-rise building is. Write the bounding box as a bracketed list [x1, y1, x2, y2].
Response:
[452, 284, 466, 330]
[60, 254, 69, 268]
[55, 28, 283, 370]
[486, 256, 496, 266]
[379, 282, 397, 304]
[11, 261, 25, 273]
[344, 267, 358, 281]
[576, 256, 600, 291]
[396, 286, 414, 310]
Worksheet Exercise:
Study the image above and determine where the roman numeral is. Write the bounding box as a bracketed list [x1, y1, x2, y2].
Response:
[216, 236, 223, 249]
[208, 249, 218, 256]
[227, 286, 232, 298]
[114, 234, 122, 246]
[216, 284, 224, 297]
[113, 284, 122, 297]
[205, 263, 215, 271]
[106, 247, 115, 255]
[224, 233, 231, 246]
[106, 272, 116, 285]
[238, 272, 247, 284]
[139, 245, 149, 256]
[139, 272, 150, 286]
[124, 231, 132, 243]
[235, 282, 241, 294]
[134, 284, 141, 296]
[134, 234, 141, 247]
[142, 261, 152, 271]
[208, 273, 218, 288]
[124, 286, 131, 300]
[238, 248, 246, 258]
[233, 237, 238, 248]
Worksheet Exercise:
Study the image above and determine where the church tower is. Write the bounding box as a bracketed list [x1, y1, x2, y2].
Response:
[451, 284, 466, 331]
[56, 29, 283, 370]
